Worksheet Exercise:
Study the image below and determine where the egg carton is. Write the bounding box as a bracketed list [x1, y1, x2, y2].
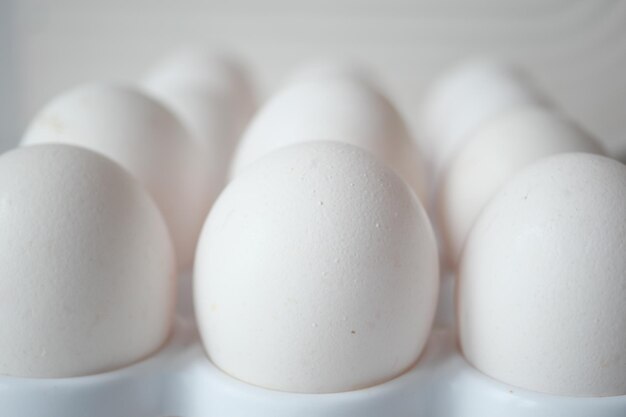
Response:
[1, 273, 623, 417]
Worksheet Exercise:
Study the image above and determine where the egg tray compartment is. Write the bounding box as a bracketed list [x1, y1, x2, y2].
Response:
[2, 273, 625, 417]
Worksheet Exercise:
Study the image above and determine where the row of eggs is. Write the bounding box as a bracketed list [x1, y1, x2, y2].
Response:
[1, 50, 625, 399]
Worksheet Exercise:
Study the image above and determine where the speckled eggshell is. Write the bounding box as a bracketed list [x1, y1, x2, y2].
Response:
[195, 141, 439, 393]
[230, 77, 427, 203]
[458, 153, 626, 397]
[143, 47, 256, 136]
[438, 106, 603, 265]
[0, 144, 175, 377]
[21, 84, 207, 269]
[417, 59, 544, 185]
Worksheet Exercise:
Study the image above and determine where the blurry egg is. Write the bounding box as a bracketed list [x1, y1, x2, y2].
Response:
[458, 153, 626, 396]
[418, 59, 545, 184]
[141, 81, 235, 207]
[0, 144, 174, 377]
[231, 77, 427, 202]
[438, 106, 603, 264]
[21, 84, 207, 269]
[195, 141, 438, 393]
[143, 47, 256, 136]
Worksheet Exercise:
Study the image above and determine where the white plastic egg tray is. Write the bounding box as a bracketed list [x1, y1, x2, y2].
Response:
[2, 272, 624, 417]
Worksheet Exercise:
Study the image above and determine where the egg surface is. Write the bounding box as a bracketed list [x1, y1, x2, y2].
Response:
[438, 106, 603, 264]
[418, 59, 544, 184]
[458, 153, 626, 396]
[230, 77, 427, 202]
[143, 47, 256, 135]
[21, 84, 206, 269]
[195, 141, 438, 393]
[0, 144, 175, 377]
[141, 81, 235, 211]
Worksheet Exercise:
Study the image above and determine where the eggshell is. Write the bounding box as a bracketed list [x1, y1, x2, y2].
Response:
[143, 47, 256, 136]
[458, 153, 626, 397]
[141, 81, 235, 207]
[438, 106, 603, 265]
[0, 144, 175, 377]
[21, 84, 207, 269]
[195, 141, 439, 393]
[230, 77, 427, 202]
[418, 59, 545, 184]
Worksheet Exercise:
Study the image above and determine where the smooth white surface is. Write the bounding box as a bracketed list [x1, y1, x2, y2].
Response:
[20, 84, 208, 269]
[418, 59, 545, 185]
[196, 142, 438, 393]
[0, 144, 175, 377]
[437, 106, 603, 265]
[458, 153, 626, 396]
[231, 76, 427, 201]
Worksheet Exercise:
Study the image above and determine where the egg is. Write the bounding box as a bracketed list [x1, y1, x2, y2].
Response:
[418, 59, 545, 184]
[437, 106, 603, 265]
[458, 153, 626, 397]
[195, 141, 438, 393]
[141, 80, 236, 210]
[21, 84, 207, 269]
[0, 144, 174, 377]
[230, 77, 427, 202]
[143, 47, 256, 137]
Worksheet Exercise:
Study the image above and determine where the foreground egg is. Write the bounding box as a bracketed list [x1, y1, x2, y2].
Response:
[418, 59, 544, 184]
[21, 84, 207, 269]
[230, 77, 427, 202]
[195, 142, 438, 393]
[458, 153, 626, 397]
[437, 107, 603, 265]
[0, 145, 175, 377]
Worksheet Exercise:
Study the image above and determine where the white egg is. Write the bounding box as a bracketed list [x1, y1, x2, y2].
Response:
[143, 47, 256, 136]
[195, 141, 438, 393]
[438, 106, 603, 265]
[141, 81, 235, 208]
[418, 59, 545, 184]
[21, 84, 207, 269]
[231, 77, 427, 202]
[458, 153, 626, 396]
[0, 144, 175, 377]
